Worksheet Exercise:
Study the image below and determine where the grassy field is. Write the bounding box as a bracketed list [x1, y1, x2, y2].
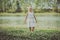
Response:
[0, 12, 60, 16]
[0, 12, 60, 40]
[0, 26, 60, 40]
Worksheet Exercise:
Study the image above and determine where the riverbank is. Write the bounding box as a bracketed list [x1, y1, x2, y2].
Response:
[0, 12, 60, 16]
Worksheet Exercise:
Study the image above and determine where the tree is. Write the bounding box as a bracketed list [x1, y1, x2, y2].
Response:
[16, 0, 21, 12]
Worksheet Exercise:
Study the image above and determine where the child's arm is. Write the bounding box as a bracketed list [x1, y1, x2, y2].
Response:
[34, 14, 37, 23]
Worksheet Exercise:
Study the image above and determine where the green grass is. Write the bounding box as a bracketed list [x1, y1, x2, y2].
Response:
[0, 26, 60, 40]
[0, 12, 60, 16]
[0, 12, 60, 40]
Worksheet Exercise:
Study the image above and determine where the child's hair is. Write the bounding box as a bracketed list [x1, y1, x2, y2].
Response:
[27, 6, 33, 12]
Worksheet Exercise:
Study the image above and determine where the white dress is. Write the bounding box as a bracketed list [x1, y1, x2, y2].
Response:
[27, 12, 36, 27]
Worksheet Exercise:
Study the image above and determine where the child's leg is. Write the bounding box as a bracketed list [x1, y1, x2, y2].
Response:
[29, 27, 35, 32]
[32, 27, 35, 32]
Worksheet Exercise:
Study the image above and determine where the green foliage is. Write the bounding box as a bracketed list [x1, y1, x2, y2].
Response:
[0, 0, 58, 13]
[0, 29, 60, 40]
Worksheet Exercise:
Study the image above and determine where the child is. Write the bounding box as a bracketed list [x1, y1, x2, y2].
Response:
[25, 6, 37, 32]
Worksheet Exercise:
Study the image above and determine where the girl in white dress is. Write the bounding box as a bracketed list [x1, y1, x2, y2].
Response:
[25, 6, 37, 32]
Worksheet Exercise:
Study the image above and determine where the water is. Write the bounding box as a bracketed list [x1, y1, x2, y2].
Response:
[0, 16, 60, 29]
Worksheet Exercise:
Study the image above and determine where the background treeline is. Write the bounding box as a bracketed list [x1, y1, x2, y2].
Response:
[0, 0, 60, 13]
